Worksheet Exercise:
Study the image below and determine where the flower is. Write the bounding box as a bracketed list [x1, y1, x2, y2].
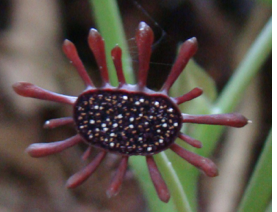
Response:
[12, 22, 249, 203]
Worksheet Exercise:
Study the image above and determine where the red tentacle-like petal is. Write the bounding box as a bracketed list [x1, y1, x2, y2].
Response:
[170, 143, 218, 177]
[161, 37, 198, 93]
[26, 135, 82, 157]
[146, 156, 170, 203]
[43, 117, 74, 129]
[81, 146, 93, 161]
[12, 82, 77, 105]
[136, 22, 154, 90]
[66, 151, 106, 188]
[174, 87, 203, 105]
[88, 29, 109, 86]
[106, 156, 129, 198]
[178, 133, 202, 148]
[63, 39, 94, 88]
[111, 45, 126, 88]
[182, 113, 249, 128]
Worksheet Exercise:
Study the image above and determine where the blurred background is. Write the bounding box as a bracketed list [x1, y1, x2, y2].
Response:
[0, 0, 271, 211]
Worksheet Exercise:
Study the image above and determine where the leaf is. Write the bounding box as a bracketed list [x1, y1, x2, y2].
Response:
[257, 0, 272, 6]
[237, 129, 272, 212]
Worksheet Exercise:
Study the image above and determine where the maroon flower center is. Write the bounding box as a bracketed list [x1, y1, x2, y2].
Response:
[74, 89, 182, 156]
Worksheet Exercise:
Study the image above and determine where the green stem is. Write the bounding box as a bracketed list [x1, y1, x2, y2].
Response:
[237, 129, 272, 212]
[90, 0, 134, 86]
[155, 152, 193, 212]
[265, 202, 272, 212]
[257, 0, 272, 6]
[129, 156, 178, 212]
[214, 17, 272, 113]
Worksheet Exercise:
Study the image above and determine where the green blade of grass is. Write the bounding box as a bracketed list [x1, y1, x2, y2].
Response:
[265, 201, 272, 212]
[214, 17, 272, 114]
[154, 152, 193, 212]
[237, 129, 272, 212]
[129, 156, 178, 212]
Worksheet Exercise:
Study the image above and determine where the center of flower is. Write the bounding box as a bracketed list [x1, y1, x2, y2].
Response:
[74, 89, 182, 156]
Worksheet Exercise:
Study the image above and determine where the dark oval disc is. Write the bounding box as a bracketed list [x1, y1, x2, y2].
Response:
[74, 89, 182, 156]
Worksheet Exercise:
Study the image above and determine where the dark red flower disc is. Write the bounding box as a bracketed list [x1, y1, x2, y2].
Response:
[74, 89, 182, 155]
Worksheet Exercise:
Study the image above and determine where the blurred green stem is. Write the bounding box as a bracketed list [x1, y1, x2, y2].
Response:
[257, 0, 272, 6]
[214, 17, 272, 113]
[265, 202, 272, 212]
[237, 129, 272, 212]
[155, 152, 193, 212]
